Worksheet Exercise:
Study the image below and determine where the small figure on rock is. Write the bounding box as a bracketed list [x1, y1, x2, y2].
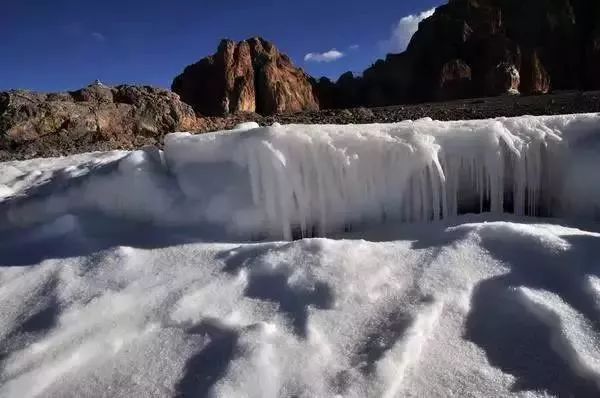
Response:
[92, 79, 106, 87]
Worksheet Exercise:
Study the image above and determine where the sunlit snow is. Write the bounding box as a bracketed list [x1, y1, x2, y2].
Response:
[1, 114, 600, 397]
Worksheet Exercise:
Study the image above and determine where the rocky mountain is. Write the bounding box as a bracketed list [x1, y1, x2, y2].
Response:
[172, 37, 319, 116]
[0, 84, 200, 159]
[316, 0, 600, 108]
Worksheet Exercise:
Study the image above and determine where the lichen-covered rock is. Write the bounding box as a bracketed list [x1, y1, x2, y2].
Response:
[172, 37, 318, 116]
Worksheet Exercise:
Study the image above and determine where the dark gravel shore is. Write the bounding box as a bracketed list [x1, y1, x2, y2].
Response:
[261, 90, 600, 125]
[194, 91, 600, 134]
[2, 91, 599, 161]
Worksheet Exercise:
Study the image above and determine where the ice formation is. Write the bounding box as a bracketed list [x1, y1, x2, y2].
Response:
[3, 113, 600, 239]
[166, 113, 600, 238]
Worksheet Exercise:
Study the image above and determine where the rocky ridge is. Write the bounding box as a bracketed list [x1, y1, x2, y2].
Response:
[316, 0, 600, 108]
[2, 88, 599, 161]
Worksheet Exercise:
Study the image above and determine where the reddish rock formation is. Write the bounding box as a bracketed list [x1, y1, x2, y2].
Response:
[172, 37, 318, 116]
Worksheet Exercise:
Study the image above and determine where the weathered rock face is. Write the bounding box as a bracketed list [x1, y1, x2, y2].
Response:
[589, 33, 600, 89]
[313, 0, 600, 108]
[172, 37, 318, 116]
[437, 59, 472, 100]
[485, 63, 520, 96]
[310, 77, 336, 110]
[585, 10, 600, 89]
[520, 50, 551, 95]
[0, 84, 200, 158]
[171, 40, 255, 116]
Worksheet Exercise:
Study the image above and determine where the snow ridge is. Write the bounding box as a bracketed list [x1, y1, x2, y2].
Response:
[3, 114, 600, 240]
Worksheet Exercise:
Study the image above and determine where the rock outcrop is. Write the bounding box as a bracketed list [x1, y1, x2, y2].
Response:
[172, 37, 319, 116]
[437, 59, 472, 100]
[0, 84, 200, 158]
[3, 89, 600, 160]
[313, 0, 600, 108]
[485, 63, 520, 96]
[520, 50, 551, 95]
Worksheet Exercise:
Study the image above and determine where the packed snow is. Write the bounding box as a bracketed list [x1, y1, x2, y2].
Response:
[1, 114, 600, 397]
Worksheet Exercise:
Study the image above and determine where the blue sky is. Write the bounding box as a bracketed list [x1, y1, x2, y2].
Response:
[0, 0, 442, 92]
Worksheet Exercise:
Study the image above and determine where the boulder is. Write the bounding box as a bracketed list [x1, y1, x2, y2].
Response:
[172, 37, 318, 116]
[70, 83, 115, 103]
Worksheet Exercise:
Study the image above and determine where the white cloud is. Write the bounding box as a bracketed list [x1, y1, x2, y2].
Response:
[304, 49, 345, 63]
[349, 44, 360, 50]
[91, 32, 106, 42]
[381, 8, 436, 53]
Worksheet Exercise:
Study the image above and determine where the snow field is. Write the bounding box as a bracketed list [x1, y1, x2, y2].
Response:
[1, 113, 600, 396]
[1, 216, 600, 396]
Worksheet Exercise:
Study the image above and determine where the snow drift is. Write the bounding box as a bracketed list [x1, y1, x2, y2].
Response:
[1, 213, 600, 397]
[2, 115, 600, 397]
[3, 114, 600, 239]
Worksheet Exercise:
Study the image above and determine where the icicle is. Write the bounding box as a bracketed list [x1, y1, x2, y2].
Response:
[246, 143, 262, 206]
[160, 114, 598, 239]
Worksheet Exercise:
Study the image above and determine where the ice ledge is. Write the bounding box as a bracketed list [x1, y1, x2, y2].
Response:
[164, 113, 600, 239]
[4, 114, 600, 240]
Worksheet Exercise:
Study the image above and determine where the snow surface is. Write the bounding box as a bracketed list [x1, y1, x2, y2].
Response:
[1, 114, 600, 397]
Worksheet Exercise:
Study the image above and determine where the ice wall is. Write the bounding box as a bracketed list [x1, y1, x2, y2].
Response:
[164, 114, 600, 239]
[3, 114, 600, 240]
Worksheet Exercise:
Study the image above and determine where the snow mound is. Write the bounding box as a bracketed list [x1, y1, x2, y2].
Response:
[2, 114, 600, 240]
[1, 215, 600, 397]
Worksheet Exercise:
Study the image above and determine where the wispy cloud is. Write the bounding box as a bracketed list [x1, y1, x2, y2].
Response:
[304, 49, 345, 63]
[380, 8, 436, 53]
[349, 44, 360, 50]
[91, 32, 106, 42]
